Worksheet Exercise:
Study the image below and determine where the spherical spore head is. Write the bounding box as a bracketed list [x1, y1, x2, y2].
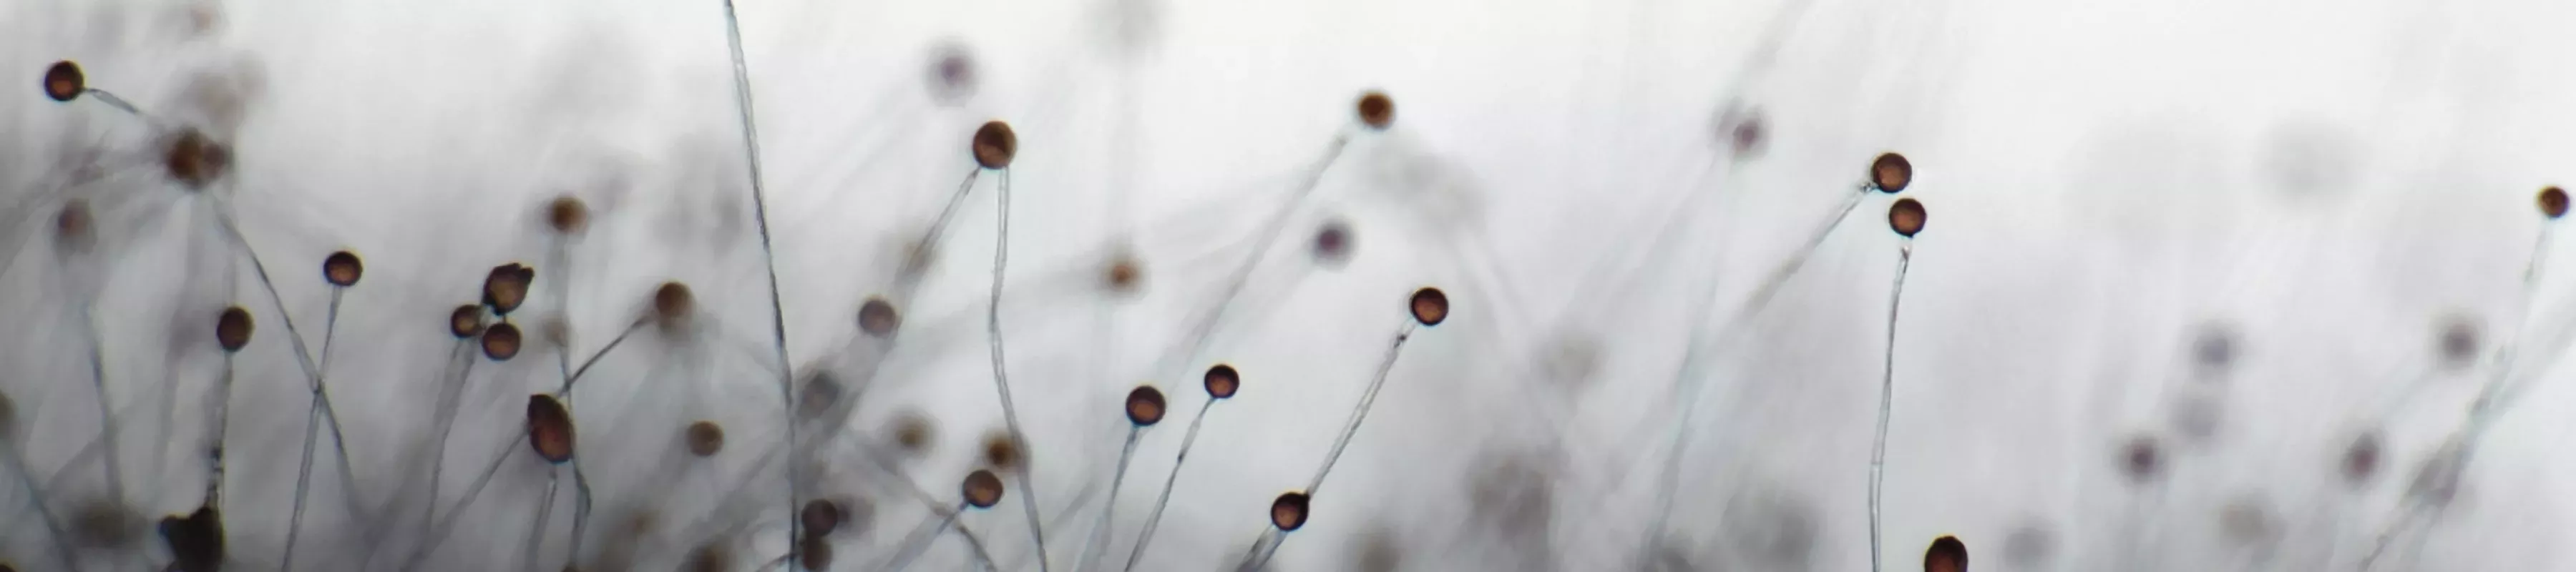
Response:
[1410, 287, 1450, 327]
[2119, 435, 2163, 484]
[547, 195, 588, 235]
[1312, 220, 1353, 266]
[162, 129, 231, 190]
[1270, 491, 1312, 531]
[1104, 255, 1145, 295]
[962, 470, 1005, 508]
[798, 534, 833, 571]
[859, 297, 901, 338]
[686, 420, 724, 458]
[482, 263, 535, 315]
[1125, 385, 1167, 426]
[2436, 316, 2480, 369]
[526, 394, 577, 463]
[1923, 536, 1968, 572]
[927, 46, 978, 104]
[981, 431, 1024, 473]
[1719, 107, 1767, 159]
[160, 506, 224, 572]
[972, 121, 1018, 169]
[1204, 364, 1241, 400]
[55, 199, 93, 247]
[449, 305, 484, 339]
[798, 373, 844, 420]
[653, 281, 694, 330]
[2341, 431, 2382, 484]
[1871, 152, 1913, 193]
[892, 412, 936, 455]
[801, 499, 843, 537]
[1356, 92, 1395, 130]
[482, 322, 523, 361]
[215, 307, 254, 352]
[323, 251, 364, 287]
[1888, 198, 1927, 237]
[44, 61, 84, 102]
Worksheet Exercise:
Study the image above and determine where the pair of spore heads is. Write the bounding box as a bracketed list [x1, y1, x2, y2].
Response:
[472, 263, 537, 360]
[1871, 152, 1928, 238]
[218, 250, 358, 352]
[957, 92, 1380, 154]
[44, 61, 234, 191]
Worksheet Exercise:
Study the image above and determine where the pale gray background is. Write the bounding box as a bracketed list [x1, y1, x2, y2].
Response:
[3, 0, 2572, 570]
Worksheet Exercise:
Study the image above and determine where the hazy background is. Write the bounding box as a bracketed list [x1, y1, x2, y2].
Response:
[4, 0, 2574, 569]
